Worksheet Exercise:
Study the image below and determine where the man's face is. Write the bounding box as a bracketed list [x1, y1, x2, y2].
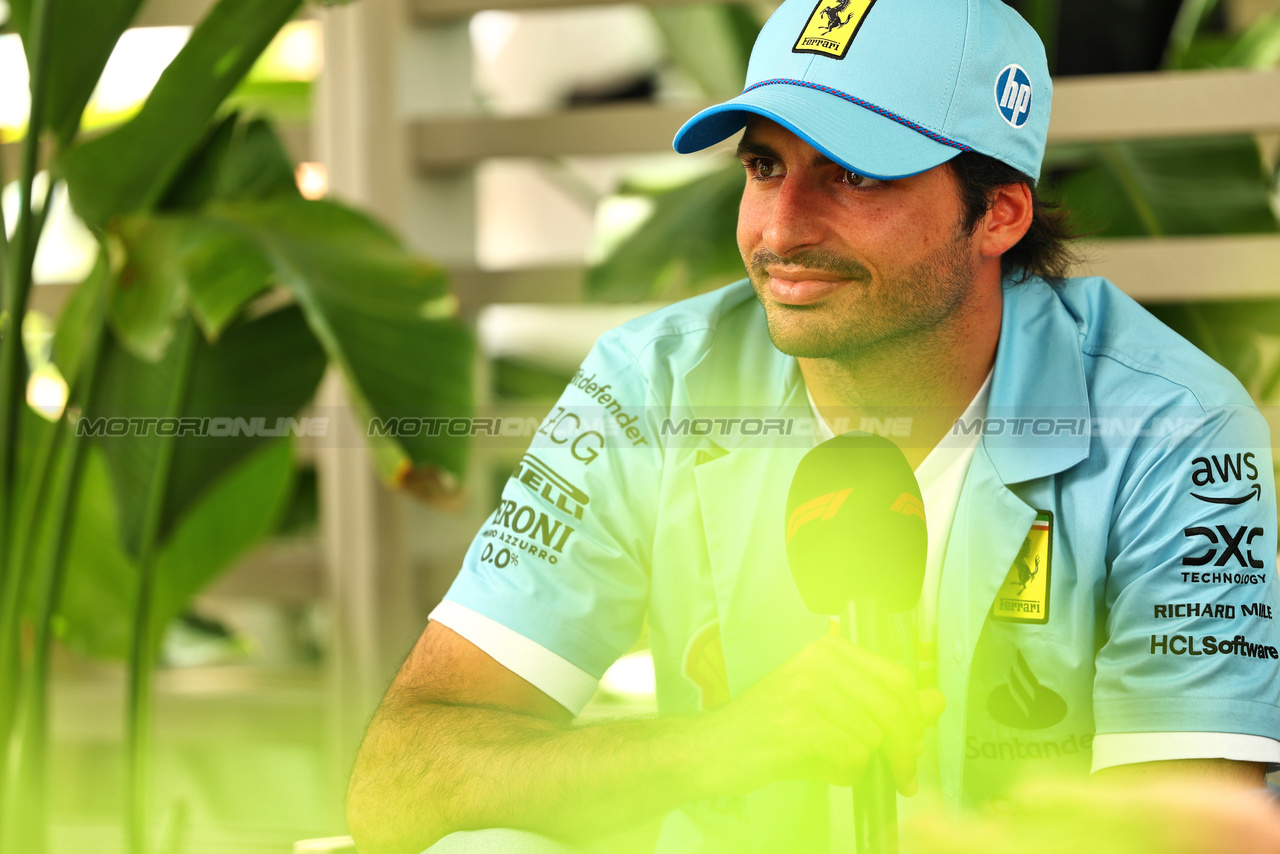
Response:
[736, 117, 982, 361]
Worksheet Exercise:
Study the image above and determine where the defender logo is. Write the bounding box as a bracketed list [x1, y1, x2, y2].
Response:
[995, 64, 1033, 128]
[787, 488, 851, 541]
[793, 0, 877, 59]
[987, 650, 1067, 730]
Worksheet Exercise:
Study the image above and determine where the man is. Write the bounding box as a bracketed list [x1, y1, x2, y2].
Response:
[347, 1, 1280, 852]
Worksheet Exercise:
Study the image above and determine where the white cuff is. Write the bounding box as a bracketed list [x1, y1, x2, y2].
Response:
[1091, 732, 1280, 773]
[428, 600, 599, 715]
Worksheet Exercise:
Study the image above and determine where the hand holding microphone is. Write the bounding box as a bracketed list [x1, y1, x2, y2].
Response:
[785, 432, 938, 854]
[694, 433, 941, 846]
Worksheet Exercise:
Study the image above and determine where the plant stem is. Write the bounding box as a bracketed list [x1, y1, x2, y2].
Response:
[1097, 144, 1164, 238]
[0, 1, 58, 849]
[126, 318, 197, 854]
[1163, 0, 1221, 70]
[2, 258, 110, 854]
[0, 134, 9, 280]
[0, 0, 57, 545]
[0, 180, 62, 745]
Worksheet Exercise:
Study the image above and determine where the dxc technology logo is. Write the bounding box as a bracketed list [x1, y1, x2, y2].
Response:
[995, 64, 1033, 129]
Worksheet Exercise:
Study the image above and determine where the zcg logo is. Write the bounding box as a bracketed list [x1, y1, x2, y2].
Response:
[995, 64, 1033, 129]
[1182, 525, 1266, 569]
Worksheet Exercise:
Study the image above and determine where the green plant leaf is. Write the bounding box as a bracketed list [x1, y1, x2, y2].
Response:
[51, 243, 109, 389]
[55, 438, 293, 659]
[1221, 13, 1280, 69]
[55, 0, 303, 228]
[204, 196, 475, 488]
[649, 4, 758, 99]
[10, 0, 147, 144]
[181, 225, 276, 340]
[107, 216, 188, 361]
[1050, 136, 1279, 238]
[156, 115, 297, 340]
[54, 445, 137, 658]
[211, 117, 298, 203]
[223, 79, 312, 123]
[88, 304, 325, 559]
[587, 162, 746, 302]
[151, 437, 293, 642]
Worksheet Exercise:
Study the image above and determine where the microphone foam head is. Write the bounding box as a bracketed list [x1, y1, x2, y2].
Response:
[785, 432, 928, 614]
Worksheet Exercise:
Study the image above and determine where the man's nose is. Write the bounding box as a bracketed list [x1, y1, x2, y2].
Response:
[761, 177, 825, 258]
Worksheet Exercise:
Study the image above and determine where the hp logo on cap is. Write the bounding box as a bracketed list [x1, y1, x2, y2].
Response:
[995, 64, 1033, 128]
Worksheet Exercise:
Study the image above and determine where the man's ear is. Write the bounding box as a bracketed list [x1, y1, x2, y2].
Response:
[978, 182, 1033, 259]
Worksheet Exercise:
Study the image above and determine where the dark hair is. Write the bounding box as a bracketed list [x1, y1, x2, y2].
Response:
[947, 151, 1081, 282]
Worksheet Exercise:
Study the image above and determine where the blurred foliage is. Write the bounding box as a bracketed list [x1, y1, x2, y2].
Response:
[1048, 136, 1278, 238]
[224, 79, 313, 122]
[493, 357, 577, 401]
[587, 165, 746, 302]
[0, 0, 471, 851]
[649, 3, 761, 99]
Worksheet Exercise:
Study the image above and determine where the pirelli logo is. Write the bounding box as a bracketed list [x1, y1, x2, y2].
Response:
[793, 0, 877, 59]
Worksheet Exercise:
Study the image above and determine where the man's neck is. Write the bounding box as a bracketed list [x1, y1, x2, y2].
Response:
[800, 279, 1002, 469]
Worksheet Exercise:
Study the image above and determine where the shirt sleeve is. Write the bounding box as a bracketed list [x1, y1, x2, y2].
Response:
[434, 328, 664, 715]
[1092, 732, 1280, 772]
[1093, 403, 1280, 752]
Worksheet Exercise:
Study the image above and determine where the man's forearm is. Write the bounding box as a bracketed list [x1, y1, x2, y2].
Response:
[347, 697, 727, 854]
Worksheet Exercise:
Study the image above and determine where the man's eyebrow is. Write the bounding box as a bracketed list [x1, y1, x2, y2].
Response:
[735, 138, 844, 171]
[736, 138, 779, 160]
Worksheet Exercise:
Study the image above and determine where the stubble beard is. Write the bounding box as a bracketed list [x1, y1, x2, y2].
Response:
[748, 231, 978, 362]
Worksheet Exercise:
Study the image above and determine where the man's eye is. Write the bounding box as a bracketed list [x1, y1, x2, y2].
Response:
[841, 170, 879, 187]
[746, 158, 779, 178]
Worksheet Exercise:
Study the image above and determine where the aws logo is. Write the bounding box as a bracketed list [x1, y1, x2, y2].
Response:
[987, 650, 1067, 730]
[1190, 453, 1261, 505]
[995, 64, 1033, 129]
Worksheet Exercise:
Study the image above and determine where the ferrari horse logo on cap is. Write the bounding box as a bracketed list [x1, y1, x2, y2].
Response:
[793, 0, 878, 59]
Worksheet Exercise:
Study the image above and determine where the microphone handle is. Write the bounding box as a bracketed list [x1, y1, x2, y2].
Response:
[845, 601, 899, 854]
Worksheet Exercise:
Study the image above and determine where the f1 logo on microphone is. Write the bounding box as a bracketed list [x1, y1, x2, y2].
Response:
[787, 489, 851, 541]
[995, 64, 1033, 128]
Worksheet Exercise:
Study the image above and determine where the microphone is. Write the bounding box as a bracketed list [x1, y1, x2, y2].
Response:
[784, 432, 928, 854]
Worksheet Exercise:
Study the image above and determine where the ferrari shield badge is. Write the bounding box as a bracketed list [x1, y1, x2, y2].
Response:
[991, 511, 1052, 624]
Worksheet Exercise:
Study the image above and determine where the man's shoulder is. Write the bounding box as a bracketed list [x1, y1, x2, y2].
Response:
[597, 279, 773, 373]
[1052, 275, 1254, 411]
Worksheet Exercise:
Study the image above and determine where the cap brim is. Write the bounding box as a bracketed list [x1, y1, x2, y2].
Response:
[674, 83, 963, 180]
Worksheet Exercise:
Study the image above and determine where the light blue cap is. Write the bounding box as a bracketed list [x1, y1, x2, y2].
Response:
[674, 0, 1052, 181]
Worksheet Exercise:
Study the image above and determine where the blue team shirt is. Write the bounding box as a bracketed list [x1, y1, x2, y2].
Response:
[440, 275, 1280, 849]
